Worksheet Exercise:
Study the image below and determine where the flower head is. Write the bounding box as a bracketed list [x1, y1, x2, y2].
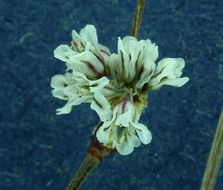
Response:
[51, 25, 189, 155]
[51, 72, 109, 114]
[51, 25, 110, 114]
[91, 92, 152, 155]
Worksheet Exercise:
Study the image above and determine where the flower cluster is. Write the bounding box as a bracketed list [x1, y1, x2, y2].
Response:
[51, 25, 189, 155]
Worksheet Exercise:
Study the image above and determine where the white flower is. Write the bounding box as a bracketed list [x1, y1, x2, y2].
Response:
[91, 92, 152, 155]
[90, 36, 189, 155]
[51, 25, 112, 114]
[51, 25, 189, 155]
[147, 58, 189, 90]
[108, 36, 189, 91]
[54, 25, 111, 80]
[108, 36, 158, 88]
[51, 72, 109, 114]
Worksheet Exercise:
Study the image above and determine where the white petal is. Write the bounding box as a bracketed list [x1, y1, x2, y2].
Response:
[56, 94, 91, 115]
[143, 39, 158, 62]
[164, 77, 189, 87]
[68, 50, 105, 79]
[156, 58, 185, 80]
[64, 83, 92, 103]
[51, 75, 67, 89]
[122, 36, 138, 45]
[151, 77, 189, 90]
[96, 121, 112, 144]
[149, 58, 189, 90]
[54, 45, 76, 62]
[90, 92, 112, 121]
[64, 72, 77, 84]
[135, 57, 156, 89]
[133, 123, 152, 145]
[72, 71, 89, 82]
[72, 29, 82, 44]
[79, 25, 98, 44]
[84, 52, 105, 75]
[117, 37, 130, 80]
[99, 83, 121, 99]
[108, 53, 123, 83]
[63, 84, 79, 97]
[115, 112, 130, 127]
[71, 25, 98, 52]
[52, 89, 68, 100]
[116, 138, 134, 155]
[72, 25, 111, 60]
[112, 123, 140, 155]
[128, 132, 141, 148]
[96, 44, 111, 58]
[51, 73, 76, 89]
[115, 101, 136, 127]
[56, 102, 73, 115]
[115, 130, 141, 155]
[89, 76, 109, 92]
[128, 40, 144, 80]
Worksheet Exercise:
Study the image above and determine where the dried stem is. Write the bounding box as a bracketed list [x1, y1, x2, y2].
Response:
[131, 0, 146, 37]
[65, 153, 100, 190]
[65, 124, 116, 190]
[200, 108, 223, 190]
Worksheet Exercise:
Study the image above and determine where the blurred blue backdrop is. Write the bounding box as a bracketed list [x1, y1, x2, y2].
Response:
[0, 0, 223, 189]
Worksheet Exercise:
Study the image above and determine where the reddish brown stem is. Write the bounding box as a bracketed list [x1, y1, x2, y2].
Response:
[88, 133, 116, 161]
[65, 132, 116, 190]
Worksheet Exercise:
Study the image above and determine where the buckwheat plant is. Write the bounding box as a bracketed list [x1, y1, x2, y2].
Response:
[51, 1, 189, 189]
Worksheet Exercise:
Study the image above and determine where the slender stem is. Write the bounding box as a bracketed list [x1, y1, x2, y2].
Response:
[65, 126, 116, 190]
[200, 108, 223, 190]
[65, 153, 100, 190]
[130, 0, 146, 37]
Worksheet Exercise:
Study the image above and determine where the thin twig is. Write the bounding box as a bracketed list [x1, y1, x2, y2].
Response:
[65, 126, 116, 190]
[200, 108, 223, 190]
[130, 0, 146, 37]
[65, 153, 100, 190]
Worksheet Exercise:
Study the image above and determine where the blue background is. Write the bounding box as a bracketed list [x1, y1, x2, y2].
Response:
[0, 0, 223, 189]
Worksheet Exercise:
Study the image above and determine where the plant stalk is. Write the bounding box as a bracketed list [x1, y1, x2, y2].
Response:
[200, 108, 223, 190]
[131, 0, 146, 37]
[65, 123, 116, 190]
[65, 153, 100, 190]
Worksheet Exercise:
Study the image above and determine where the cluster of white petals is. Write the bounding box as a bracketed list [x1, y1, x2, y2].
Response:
[51, 25, 111, 114]
[91, 92, 152, 155]
[51, 25, 189, 155]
